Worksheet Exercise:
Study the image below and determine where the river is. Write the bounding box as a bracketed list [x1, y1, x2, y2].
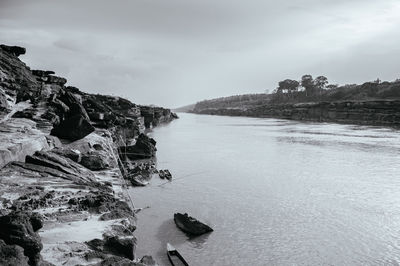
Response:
[130, 113, 400, 265]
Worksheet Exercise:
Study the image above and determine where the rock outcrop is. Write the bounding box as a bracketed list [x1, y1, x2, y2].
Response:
[0, 44, 177, 265]
[0, 239, 30, 266]
[119, 134, 157, 160]
[0, 211, 43, 265]
[140, 106, 176, 128]
[0, 45, 26, 57]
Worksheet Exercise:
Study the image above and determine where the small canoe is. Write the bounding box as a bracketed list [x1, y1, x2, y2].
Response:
[164, 169, 172, 180]
[167, 243, 189, 266]
[159, 170, 165, 179]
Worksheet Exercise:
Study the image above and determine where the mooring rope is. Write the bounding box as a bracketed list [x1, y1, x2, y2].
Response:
[157, 170, 209, 187]
[105, 132, 136, 210]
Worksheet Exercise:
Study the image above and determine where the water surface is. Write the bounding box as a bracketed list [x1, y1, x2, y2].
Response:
[130, 113, 400, 265]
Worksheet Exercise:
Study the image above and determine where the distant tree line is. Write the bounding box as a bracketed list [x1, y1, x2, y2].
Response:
[192, 76, 400, 111]
[271, 75, 400, 103]
[274, 75, 336, 97]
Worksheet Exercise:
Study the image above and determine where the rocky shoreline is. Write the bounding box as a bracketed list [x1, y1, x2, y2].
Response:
[0, 44, 177, 265]
[190, 100, 400, 127]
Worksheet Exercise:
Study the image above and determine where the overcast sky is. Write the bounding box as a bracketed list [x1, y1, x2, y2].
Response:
[1, 0, 400, 107]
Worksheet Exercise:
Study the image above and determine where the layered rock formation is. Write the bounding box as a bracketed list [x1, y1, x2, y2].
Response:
[192, 100, 400, 127]
[0, 44, 176, 265]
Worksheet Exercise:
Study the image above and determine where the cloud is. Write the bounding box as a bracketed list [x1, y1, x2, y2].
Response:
[0, 0, 399, 107]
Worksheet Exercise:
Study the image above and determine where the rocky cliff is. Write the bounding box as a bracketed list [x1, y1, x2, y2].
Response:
[191, 100, 400, 127]
[0, 44, 176, 266]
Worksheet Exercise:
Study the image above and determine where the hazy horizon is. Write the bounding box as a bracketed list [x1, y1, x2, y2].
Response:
[1, 0, 400, 108]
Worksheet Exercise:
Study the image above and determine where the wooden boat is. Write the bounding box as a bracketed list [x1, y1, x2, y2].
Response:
[164, 169, 172, 180]
[174, 213, 213, 236]
[167, 243, 189, 266]
[159, 170, 165, 179]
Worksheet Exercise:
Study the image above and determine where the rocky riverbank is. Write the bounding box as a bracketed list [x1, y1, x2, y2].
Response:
[0, 44, 177, 265]
[190, 100, 400, 127]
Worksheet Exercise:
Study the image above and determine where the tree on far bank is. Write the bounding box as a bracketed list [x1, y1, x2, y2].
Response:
[277, 79, 300, 95]
[326, 84, 338, 90]
[301, 75, 314, 96]
[314, 76, 328, 94]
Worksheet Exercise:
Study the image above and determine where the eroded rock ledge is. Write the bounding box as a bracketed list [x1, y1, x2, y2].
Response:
[0, 44, 176, 265]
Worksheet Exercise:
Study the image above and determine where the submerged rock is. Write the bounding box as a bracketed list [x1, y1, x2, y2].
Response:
[174, 213, 213, 236]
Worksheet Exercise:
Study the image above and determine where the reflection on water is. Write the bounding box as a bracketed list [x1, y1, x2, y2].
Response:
[130, 113, 400, 266]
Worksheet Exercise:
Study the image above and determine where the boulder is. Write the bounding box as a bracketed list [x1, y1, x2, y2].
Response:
[80, 152, 109, 170]
[0, 45, 26, 57]
[0, 239, 29, 266]
[140, 255, 157, 266]
[0, 211, 43, 265]
[57, 90, 89, 119]
[173, 213, 213, 236]
[50, 114, 94, 141]
[103, 235, 136, 260]
[87, 235, 137, 261]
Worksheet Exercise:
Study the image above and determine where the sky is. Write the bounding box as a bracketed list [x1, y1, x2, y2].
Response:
[1, 0, 400, 108]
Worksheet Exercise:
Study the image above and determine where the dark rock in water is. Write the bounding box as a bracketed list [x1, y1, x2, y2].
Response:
[0, 211, 43, 265]
[51, 114, 94, 141]
[174, 213, 213, 236]
[119, 134, 156, 160]
[0, 239, 29, 266]
[0, 45, 26, 57]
